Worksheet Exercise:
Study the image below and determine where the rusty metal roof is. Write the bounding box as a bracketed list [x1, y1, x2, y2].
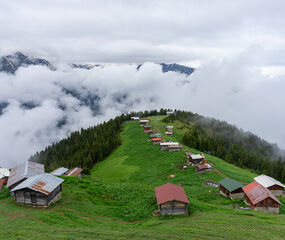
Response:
[254, 174, 285, 188]
[10, 173, 64, 195]
[7, 161, 44, 188]
[196, 164, 212, 170]
[65, 167, 83, 177]
[155, 183, 189, 205]
[152, 138, 162, 141]
[242, 181, 282, 205]
[50, 167, 69, 176]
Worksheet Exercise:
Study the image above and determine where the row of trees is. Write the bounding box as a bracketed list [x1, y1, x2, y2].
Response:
[166, 110, 285, 182]
[29, 109, 169, 173]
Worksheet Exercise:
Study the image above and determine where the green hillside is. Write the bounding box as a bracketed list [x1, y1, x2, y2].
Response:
[1, 116, 285, 239]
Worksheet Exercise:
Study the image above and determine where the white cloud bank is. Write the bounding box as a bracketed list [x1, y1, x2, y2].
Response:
[0, 50, 285, 168]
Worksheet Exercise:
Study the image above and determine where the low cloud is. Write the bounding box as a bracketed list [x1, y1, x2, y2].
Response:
[0, 50, 285, 168]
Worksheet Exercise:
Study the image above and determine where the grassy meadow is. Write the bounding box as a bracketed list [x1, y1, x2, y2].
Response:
[0, 116, 285, 239]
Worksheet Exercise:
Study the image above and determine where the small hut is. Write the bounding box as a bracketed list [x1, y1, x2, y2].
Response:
[152, 138, 162, 145]
[219, 178, 244, 199]
[160, 142, 179, 151]
[50, 167, 69, 176]
[150, 133, 162, 139]
[65, 167, 83, 178]
[166, 111, 174, 115]
[168, 145, 183, 152]
[0, 168, 9, 190]
[254, 174, 284, 196]
[242, 181, 282, 213]
[165, 131, 173, 136]
[196, 164, 212, 174]
[140, 119, 150, 126]
[131, 116, 140, 121]
[7, 161, 45, 191]
[10, 173, 64, 207]
[187, 153, 205, 166]
[155, 183, 189, 215]
[166, 126, 174, 132]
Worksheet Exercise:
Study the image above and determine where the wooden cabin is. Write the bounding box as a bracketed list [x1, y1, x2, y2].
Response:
[150, 133, 162, 139]
[50, 167, 69, 176]
[0, 168, 9, 190]
[243, 181, 282, 213]
[166, 126, 174, 132]
[65, 167, 83, 178]
[130, 116, 140, 121]
[166, 111, 174, 115]
[7, 161, 45, 191]
[254, 174, 284, 196]
[10, 173, 64, 207]
[196, 164, 212, 174]
[140, 119, 150, 126]
[187, 153, 205, 166]
[165, 131, 173, 136]
[152, 138, 162, 145]
[160, 142, 179, 151]
[155, 183, 189, 215]
[219, 178, 244, 199]
[168, 145, 182, 152]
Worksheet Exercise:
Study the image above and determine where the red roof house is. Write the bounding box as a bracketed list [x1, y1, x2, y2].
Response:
[155, 183, 189, 215]
[65, 167, 83, 178]
[242, 181, 282, 213]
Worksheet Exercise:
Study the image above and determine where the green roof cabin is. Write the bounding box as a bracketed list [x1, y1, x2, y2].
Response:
[219, 178, 244, 200]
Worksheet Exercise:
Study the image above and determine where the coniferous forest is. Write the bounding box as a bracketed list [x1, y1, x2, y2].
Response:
[164, 110, 285, 182]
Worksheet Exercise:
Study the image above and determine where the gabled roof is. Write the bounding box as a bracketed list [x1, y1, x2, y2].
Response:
[152, 138, 162, 141]
[189, 154, 205, 160]
[50, 167, 69, 176]
[160, 142, 179, 146]
[7, 161, 45, 188]
[219, 178, 244, 192]
[254, 174, 285, 188]
[197, 164, 212, 171]
[65, 167, 83, 177]
[10, 173, 64, 195]
[0, 168, 10, 179]
[150, 133, 162, 138]
[242, 181, 282, 205]
[155, 183, 189, 205]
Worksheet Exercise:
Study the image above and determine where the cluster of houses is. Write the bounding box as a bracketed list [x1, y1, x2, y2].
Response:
[186, 152, 213, 174]
[219, 175, 284, 213]
[0, 161, 83, 207]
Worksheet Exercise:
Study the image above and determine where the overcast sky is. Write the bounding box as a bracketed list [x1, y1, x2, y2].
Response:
[1, 0, 285, 66]
[1, 0, 285, 168]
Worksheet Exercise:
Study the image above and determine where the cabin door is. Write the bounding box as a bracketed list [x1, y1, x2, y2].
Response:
[30, 193, 37, 204]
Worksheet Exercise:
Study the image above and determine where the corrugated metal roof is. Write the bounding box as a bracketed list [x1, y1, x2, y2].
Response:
[10, 173, 64, 195]
[152, 138, 162, 141]
[0, 168, 10, 179]
[242, 181, 282, 205]
[197, 164, 212, 170]
[150, 133, 162, 138]
[160, 142, 179, 146]
[168, 145, 182, 148]
[166, 126, 173, 128]
[155, 183, 189, 205]
[254, 174, 285, 188]
[189, 154, 205, 160]
[50, 167, 69, 176]
[219, 178, 244, 192]
[7, 161, 44, 188]
[65, 167, 83, 177]
[144, 125, 152, 129]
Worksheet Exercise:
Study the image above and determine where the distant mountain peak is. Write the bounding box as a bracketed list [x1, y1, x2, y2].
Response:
[0, 51, 55, 74]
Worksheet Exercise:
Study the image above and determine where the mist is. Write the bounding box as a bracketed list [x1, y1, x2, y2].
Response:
[0, 50, 285, 168]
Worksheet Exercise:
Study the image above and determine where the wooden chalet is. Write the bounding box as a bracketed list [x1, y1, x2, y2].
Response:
[187, 153, 205, 166]
[242, 181, 282, 214]
[150, 133, 162, 139]
[166, 126, 174, 132]
[160, 142, 179, 151]
[7, 161, 44, 191]
[219, 178, 244, 199]
[10, 173, 64, 207]
[168, 145, 183, 152]
[144, 125, 153, 134]
[140, 118, 150, 126]
[196, 163, 212, 174]
[254, 174, 284, 196]
[165, 131, 173, 136]
[152, 137, 162, 145]
[0, 168, 9, 190]
[130, 116, 140, 121]
[155, 183, 189, 215]
[50, 167, 69, 176]
[65, 167, 83, 178]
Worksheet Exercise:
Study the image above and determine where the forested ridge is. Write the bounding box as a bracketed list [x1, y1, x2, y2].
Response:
[29, 109, 168, 172]
[165, 110, 285, 182]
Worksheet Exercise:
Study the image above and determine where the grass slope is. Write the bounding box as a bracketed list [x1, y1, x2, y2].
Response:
[0, 116, 285, 239]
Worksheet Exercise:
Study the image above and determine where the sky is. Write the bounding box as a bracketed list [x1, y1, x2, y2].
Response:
[0, 0, 285, 167]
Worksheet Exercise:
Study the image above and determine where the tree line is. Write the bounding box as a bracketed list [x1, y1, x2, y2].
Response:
[165, 110, 285, 182]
